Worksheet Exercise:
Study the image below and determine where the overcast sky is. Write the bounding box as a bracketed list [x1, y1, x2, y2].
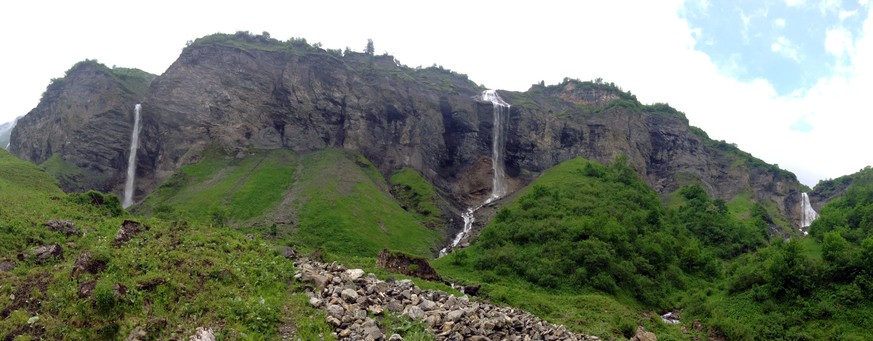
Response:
[1, 0, 871, 187]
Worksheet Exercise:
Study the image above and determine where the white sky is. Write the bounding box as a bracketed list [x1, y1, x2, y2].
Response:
[1, 0, 871, 187]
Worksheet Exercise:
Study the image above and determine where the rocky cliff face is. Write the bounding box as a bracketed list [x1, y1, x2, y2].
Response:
[9, 61, 154, 193]
[11, 33, 807, 227]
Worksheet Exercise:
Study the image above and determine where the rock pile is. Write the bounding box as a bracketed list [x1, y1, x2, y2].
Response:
[295, 258, 599, 341]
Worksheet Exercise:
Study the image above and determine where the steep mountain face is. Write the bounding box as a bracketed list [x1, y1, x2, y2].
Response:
[11, 33, 808, 227]
[499, 83, 806, 224]
[9, 61, 155, 193]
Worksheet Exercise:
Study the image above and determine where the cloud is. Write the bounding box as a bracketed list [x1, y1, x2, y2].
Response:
[825, 26, 855, 58]
[771, 36, 801, 60]
[775, 18, 787, 28]
[785, 0, 806, 7]
[840, 10, 859, 20]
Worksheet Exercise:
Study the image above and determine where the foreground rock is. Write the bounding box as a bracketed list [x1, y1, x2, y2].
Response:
[17, 243, 64, 264]
[43, 220, 81, 237]
[376, 249, 441, 281]
[296, 257, 599, 341]
[115, 220, 147, 245]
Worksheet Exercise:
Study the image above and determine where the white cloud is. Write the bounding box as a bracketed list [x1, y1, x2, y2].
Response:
[840, 10, 858, 20]
[785, 0, 806, 7]
[775, 18, 787, 28]
[771, 36, 801, 60]
[819, 0, 843, 14]
[825, 26, 855, 58]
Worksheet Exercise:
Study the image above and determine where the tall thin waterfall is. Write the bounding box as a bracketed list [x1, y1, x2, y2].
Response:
[440, 90, 510, 256]
[483, 89, 510, 200]
[800, 192, 818, 229]
[122, 104, 142, 208]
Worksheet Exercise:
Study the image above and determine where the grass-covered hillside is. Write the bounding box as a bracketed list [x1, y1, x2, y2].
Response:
[432, 155, 873, 340]
[136, 148, 444, 259]
[0, 148, 334, 339]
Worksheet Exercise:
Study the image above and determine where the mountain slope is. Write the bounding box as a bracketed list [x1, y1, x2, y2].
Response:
[136, 147, 444, 258]
[10, 32, 810, 234]
[0, 148, 332, 339]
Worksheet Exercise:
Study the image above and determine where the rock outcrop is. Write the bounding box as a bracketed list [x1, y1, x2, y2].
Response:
[9, 60, 155, 194]
[295, 256, 599, 341]
[10, 33, 807, 227]
[376, 249, 441, 281]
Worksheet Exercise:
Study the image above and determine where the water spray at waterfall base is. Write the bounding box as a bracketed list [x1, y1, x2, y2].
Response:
[122, 104, 142, 208]
[441, 90, 510, 256]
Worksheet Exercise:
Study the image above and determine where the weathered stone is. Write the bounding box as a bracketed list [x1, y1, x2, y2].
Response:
[279, 246, 297, 260]
[341, 288, 359, 302]
[78, 280, 96, 298]
[189, 327, 215, 341]
[346, 268, 365, 280]
[18, 243, 63, 264]
[0, 259, 18, 272]
[44, 220, 81, 237]
[364, 325, 383, 340]
[327, 304, 344, 318]
[115, 220, 147, 245]
[446, 309, 465, 323]
[71, 251, 107, 278]
[388, 334, 403, 341]
[404, 305, 425, 320]
[376, 249, 442, 281]
[419, 298, 437, 311]
[309, 297, 322, 307]
[631, 326, 657, 341]
[301, 273, 329, 292]
[326, 316, 342, 327]
[368, 305, 384, 315]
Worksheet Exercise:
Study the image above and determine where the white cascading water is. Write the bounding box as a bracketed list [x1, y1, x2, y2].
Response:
[800, 192, 818, 231]
[122, 104, 143, 208]
[440, 90, 510, 256]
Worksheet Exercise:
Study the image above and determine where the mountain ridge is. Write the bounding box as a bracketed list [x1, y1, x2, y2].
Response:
[8, 31, 811, 233]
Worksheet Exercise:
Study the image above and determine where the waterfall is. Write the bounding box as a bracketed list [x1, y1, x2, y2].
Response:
[122, 104, 142, 208]
[440, 90, 510, 256]
[483, 89, 510, 201]
[800, 192, 818, 230]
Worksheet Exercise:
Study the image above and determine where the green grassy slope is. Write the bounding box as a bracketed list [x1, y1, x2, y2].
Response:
[138, 148, 442, 259]
[292, 150, 442, 258]
[0, 148, 330, 340]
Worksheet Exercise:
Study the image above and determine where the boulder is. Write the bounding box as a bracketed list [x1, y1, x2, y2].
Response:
[631, 326, 657, 341]
[18, 243, 63, 264]
[279, 246, 297, 260]
[376, 249, 441, 281]
[78, 280, 96, 298]
[341, 288, 359, 303]
[44, 220, 81, 237]
[71, 251, 107, 278]
[189, 327, 215, 341]
[0, 259, 17, 272]
[115, 220, 147, 245]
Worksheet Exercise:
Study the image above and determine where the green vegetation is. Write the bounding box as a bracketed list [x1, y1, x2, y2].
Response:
[292, 150, 441, 258]
[390, 168, 445, 228]
[40, 59, 153, 101]
[0, 148, 331, 339]
[432, 156, 787, 339]
[138, 148, 296, 223]
[812, 165, 873, 200]
[138, 148, 441, 259]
